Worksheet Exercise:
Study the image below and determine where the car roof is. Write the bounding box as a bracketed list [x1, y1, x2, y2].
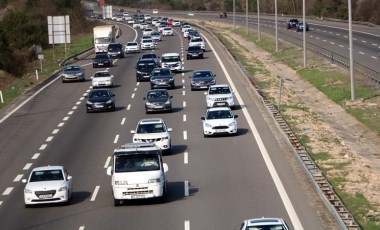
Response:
[31, 165, 64, 171]
[138, 58, 156, 63]
[245, 217, 286, 226]
[162, 52, 180, 56]
[207, 107, 231, 112]
[210, 84, 229, 88]
[138, 118, 164, 124]
[90, 88, 111, 92]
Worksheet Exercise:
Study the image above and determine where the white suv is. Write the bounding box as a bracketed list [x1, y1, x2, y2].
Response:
[161, 53, 182, 72]
[205, 84, 235, 109]
[131, 118, 172, 153]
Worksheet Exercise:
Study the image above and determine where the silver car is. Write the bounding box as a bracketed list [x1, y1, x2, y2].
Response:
[61, 65, 85, 82]
[205, 84, 235, 109]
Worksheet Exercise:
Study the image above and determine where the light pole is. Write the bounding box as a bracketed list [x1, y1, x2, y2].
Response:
[303, 0, 307, 68]
[257, 0, 260, 40]
[275, 0, 278, 51]
[348, 0, 355, 100]
[233, 0, 236, 28]
[246, 0, 248, 34]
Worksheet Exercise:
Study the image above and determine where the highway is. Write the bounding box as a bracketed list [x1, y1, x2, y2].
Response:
[0, 19, 338, 229]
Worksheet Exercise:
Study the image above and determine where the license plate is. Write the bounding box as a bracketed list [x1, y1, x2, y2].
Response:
[39, 194, 53, 199]
[214, 129, 226, 133]
[95, 104, 104, 108]
[131, 195, 145, 199]
[98, 63, 104, 65]
[216, 102, 226, 106]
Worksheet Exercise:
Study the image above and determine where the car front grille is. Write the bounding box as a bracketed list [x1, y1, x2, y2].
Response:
[124, 187, 153, 195]
[35, 190, 56, 196]
[213, 126, 229, 129]
[214, 97, 228, 101]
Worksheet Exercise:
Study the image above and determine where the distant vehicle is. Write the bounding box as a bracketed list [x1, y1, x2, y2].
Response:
[161, 53, 182, 72]
[93, 53, 113, 68]
[287, 18, 299, 29]
[150, 67, 175, 89]
[22, 165, 73, 207]
[140, 38, 155, 50]
[201, 107, 238, 137]
[186, 45, 204, 60]
[140, 53, 160, 66]
[151, 31, 162, 42]
[86, 88, 115, 112]
[181, 24, 191, 33]
[132, 21, 140, 28]
[189, 36, 206, 51]
[143, 89, 173, 113]
[239, 217, 290, 230]
[172, 20, 181, 27]
[139, 23, 148, 30]
[93, 25, 119, 53]
[297, 22, 309, 32]
[106, 143, 169, 206]
[162, 27, 174, 36]
[189, 70, 216, 90]
[143, 28, 154, 37]
[153, 9, 159, 14]
[136, 59, 158, 81]
[188, 12, 194, 16]
[107, 43, 124, 58]
[205, 84, 235, 109]
[61, 65, 85, 82]
[220, 11, 227, 18]
[187, 30, 200, 40]
[131, 118, 172, 153]
[124, 41, 140, 53]
[91, 71, 114, 88]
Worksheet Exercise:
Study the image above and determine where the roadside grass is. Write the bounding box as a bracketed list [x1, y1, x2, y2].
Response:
[211, 24, 380, 229]
[0, 33, 93, 110]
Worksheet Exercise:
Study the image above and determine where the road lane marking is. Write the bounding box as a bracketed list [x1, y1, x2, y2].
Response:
[134, 88, 137, 91]
[183, 114, 186, 122]
[0, 201, 2, 206]
[90, 186, 100, 201]
[63, 116, 69, 121]
[79, 226, 85, 230]
[76, 101, 81, 105]
[2, 187, 13, 195]
[183, 131, 187, 140]
[371, 56, 378, 60]
[52, 129, 59, 134]
[79, 97, 85, 101]
[131, 93, 135, 98]
[39, 144, 47, 150]
[23, 163, 33, 170]
[339, 45, 344, 48]
[127, 104, 131, 110]
[31, 153, 40, 159]
[184, 152, 188, 164]
[68, 111, 74, 115]
[184, 220, 190, 230]
[184, 181, 189, 197]
[203, 34, 304, 230]
[58, 122, 64, 127]
[330, 42, 335, 45]
[183, 101, 186, 108]
[104, 157, 111, 168]
[46, 136, 53, 142]
[361, 40, 367, 43]
[72, 106, 78, 110]
[114, 135, 119, 144]
[182, 79, 185, 84]
[14, 174, 23, 182]
[182, 90, 185, 96]
[359, 51, 365, 55]
[121, 118, 126, 125]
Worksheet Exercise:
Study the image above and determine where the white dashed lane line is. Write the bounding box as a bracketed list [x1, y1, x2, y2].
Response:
[183, 101, 186, 108]
[359, 51, 365, 55]
[31, 153, 40, 160]
[52, 129, 59, 134]
[90, 186, 100, 201]
[183, 114, 186, 122]
[183, 131, 188, 140]
[13, 174, 23, 182]
[114, 135, 119, 144]
[184, 181, 189, 197]
[46, 136, 53, 142]
[23, 163, 32, 170]
[127, 104, 131, 110]
[39, 144, 47, 150]
[371, 56, 378, 60]
[184, 152, 188, 164]
[104, 157, 111, 168]
[184, 220, 190, 230]
[79, 226, 85, 230]
[2, 187, 13, 195]
[121, 118, 126, 125]
[182, 91, 186, 96]
[131, 93, 135, 99]
[63, 116, 69, 121]
[58, 122, 64, 127]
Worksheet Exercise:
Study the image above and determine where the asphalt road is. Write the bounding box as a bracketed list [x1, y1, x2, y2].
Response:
[0, 20, 334, 229]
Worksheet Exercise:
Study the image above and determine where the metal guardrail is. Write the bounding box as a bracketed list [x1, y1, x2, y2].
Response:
[59, 46, 94, 66]
[192, 22, 360, 230]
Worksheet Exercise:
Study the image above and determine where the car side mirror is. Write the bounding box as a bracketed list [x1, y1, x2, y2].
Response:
[234, 115, 238, 118]
[163, 163, 169, 173]
[167, 128, 172, 132]
[201, 117, 205, 120]
[204, 92, 208, 95]
[130, 130, 135, 134]
[22, 179, 27, 183]
[67, 175, 73, 180]
[143, 97, 146, 100]
[107, 166, 113, 175]
[170, 96, 173, 99]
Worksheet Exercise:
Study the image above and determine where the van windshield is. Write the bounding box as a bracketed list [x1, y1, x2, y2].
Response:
[115, 154, 160, 172]
[95, 38, 111, 44]
[162, 56, 179, 62]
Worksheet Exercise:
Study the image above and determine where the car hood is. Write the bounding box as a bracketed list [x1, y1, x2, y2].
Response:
[63, 70, 82, 74]
[88, 96, 113, 103]
[204, 118, 236, 125]
[192, 77, 214, 82]
[151, 75, 174, 80]
[113, 170, 162, 184]
[146, 97, 169, 103]
[207, 93, 233, 99]
[93, 77, 111, 82]
[133, 133, 169, 139]
[25, 180, 66, 190]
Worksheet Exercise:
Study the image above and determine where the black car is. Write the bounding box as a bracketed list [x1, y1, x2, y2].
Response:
[136, 59, 158, 81]
[61, 65, 85, 82]
[296, 22, 309, 32]
[186, 46, 204, 60]
[189, 70, 216, 90]
[150, 68, 175, 89]
[107, 43, 124, 58]
[86, 88, 115, 113]
[140, 53, 160, 66]
[143, 89, 173, 113]
[287, 18, 299, 29]
[93, 53, 113, 68]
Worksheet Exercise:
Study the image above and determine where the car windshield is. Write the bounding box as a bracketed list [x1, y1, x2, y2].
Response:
[137, 62, 156, 70]
[142, 54, 157, 59]
[162, 56, 179, 62]
[64, 66, 81, 72]
[115, 154, 160, 172]
[30, 170, 64, 182]
[89, 90, 111, 98]
[137, 123, 166, 133]
[188, 46, 201, 51]
[209, 86, 231, 94]
[206, 110, 232, 119]
[127, 43, 137, 46]
[164, 27, 171, 30]
[142, 39, 153, 43]
[152, 69, 171, 76]
[96, 54, 109, 59]
[95, 37, 111, 44]
[108, 45, 121, 51]
[147, 91, 169, 99]
[245, 225, 286, 230]
[191, 38, 202, 42]
[94, 72, 110, 78]
[193, 71, 212, 78]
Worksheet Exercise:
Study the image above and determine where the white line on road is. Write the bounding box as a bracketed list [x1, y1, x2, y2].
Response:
[183, 114, 187, 122]
[339, 45, 344, 48]
[63, 116, 69, 121]
[31, 153, 40, 159]
[79, 226, 85, 230]
[68, 111, 74, 115]
[90, 186, 100, 201]
[58, 122, 64, 127]
[79, 97, 85, 101]
[13, 174, 23, 182]
[371, 56, 378, 60]
[39, 144, 47, 150]
[46, 136, 53, 142]
[131, 93, 135, 98]
[114, 135, 119, 144]
[182, 90, 185, 96]
[183, 131, 187, 140]
[76, 101, 81, 105]
[184, 220, 190, 230]
[2, 187, 13, 195]
[52, 129, 59, 134]
[182, 79, 185, 84]
[72, 106, 78, 110]
[330, 42, 335, 45]
[184, 181, 189, 197]
[104, 157, 111, 168]
[134, 88, 137, 91]
[23, 163, 33, 170]
[359, 51, 365, 55]
[127, 104, 131, 110]
[121, 118, 126, 125]
[361, 40, 367, 43]
[0, 201, 2, 206]
[184, 152, 188, 164]
[183, 101, 186, 108]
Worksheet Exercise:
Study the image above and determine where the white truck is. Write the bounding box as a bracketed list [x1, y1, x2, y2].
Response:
[107, 143, 169, 206]
[93, 25, 120, 53]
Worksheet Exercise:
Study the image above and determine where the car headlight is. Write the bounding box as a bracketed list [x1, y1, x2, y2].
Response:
[115, 181, 128, 185]
[169, 78, 174, 82]
[137, 70, 142, 74]
[133, 138, 142, 142]
[86, 101, 93, 105]
[228, 121, 236, 127]
[62, 74, 68, 77]
[146, 102, 153, 106]
[210, 79, 216, 84]
[165, 100, 171, 105]
[159, 136, 169, 141]
[205, 123, 212, 128]
[148, 178, 160, 183]
[24, 188, 33, 194]
[59, 186, 68, 191]
[106, 99, 113, 104]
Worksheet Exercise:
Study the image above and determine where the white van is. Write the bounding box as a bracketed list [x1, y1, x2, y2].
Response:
[161, 53, 182, 72]
[107, 143, 169, 206]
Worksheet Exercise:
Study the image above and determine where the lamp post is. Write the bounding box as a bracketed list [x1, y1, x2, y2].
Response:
[348, 0, 355, 100]
[275, 0, 278, 51]
[246, 0, 248, 34]
[257, 0, 260, 40]
[233, 0, 236, 28]
[303, 0, 307, 68]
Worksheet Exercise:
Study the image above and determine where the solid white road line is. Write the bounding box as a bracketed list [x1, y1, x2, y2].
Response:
[184, 220, 190, 230]
[104, 157, 111, 168]
[203, 34, 304, 230]
[2, 187, 13, 195]
[184, 181, 189, 197]
[184, 152, 188, 164]
[23, 163, 32, 170]
[13, 174, 23, 182]
[90, 186, 100, 201]
[31, 153, 40, 160]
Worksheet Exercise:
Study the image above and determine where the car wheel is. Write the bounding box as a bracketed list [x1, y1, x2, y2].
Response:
[200, 55, 204, 59]
[114, 198, 121, 206]
[204, 134, 208, 138]
[186, 56, 189, 60]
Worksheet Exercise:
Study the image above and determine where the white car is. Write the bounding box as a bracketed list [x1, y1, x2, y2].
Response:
[22, 165, 73, 207]
[240, 217, 290, 230]
[181, 24, 191, 33]
[132, 21, 140, 28]
[141, 39, 155, 50]
[152, 19, 160, 26]
[157, 24, 166, 33]
[183, 28, 194, 38]
[188, 12, 194, 16]
[205, 84, 235, 109]
[125, 41, 140, 53]
[161, 53, 182, 72]
[172, 20, 181, 26]
[139, 23, 148, 30]
[151, 31, 162, 42]
[201, 107, 238, 137]
[131, 118, 172, 153]
[153, 9, 158, 14]
[92, 71, 114, 88]
[143, 28, 154, 37]
[189, 36, 206, 51]
[162, 27, 173, 36]
[127, 18, 135, 24]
